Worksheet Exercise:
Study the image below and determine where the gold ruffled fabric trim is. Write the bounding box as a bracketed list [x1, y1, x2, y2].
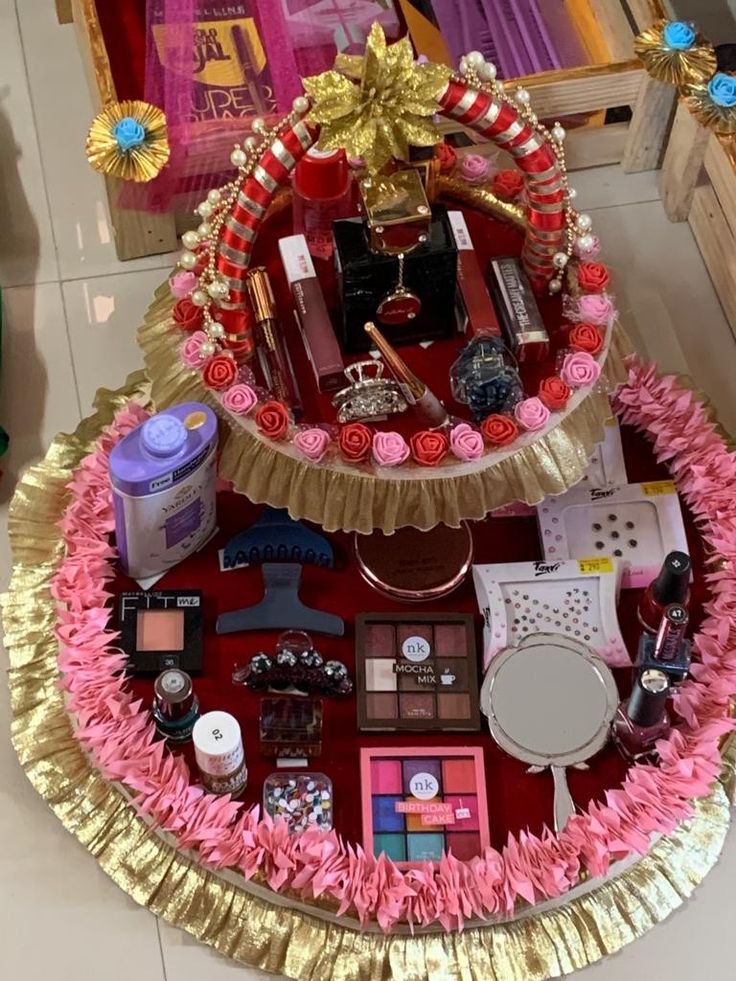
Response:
[139, 281, 631, 534]
[2, 373, 733, 978]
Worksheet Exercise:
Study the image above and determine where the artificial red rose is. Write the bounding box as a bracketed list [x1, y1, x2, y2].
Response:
[538, 376, 572, 411]
[410, 430, 449, 466]
[202, 353, 237, 391]
[255, 400, 290, 440]
[435, 141, 457, 174]
[172, 298, 204, 331]
[569, 322, 604, 355]
[576, 261, 610, 293]
[492, 168, 525, 201]
[338, 422, 373, 463]
[481, 413, 519, 447]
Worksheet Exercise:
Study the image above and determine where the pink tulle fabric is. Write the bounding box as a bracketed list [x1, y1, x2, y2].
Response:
[52, 362, 736, 930]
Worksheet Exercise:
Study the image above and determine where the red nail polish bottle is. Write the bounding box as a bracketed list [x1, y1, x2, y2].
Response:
[292, 147, 352, 261]
[638, 550, 691, 633]
[612, 668, 671, 763]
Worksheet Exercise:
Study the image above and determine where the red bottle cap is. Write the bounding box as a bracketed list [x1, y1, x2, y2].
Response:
[294, 147, 349, 200]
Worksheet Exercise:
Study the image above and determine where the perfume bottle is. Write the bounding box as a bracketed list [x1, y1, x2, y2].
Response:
[450, 332, 523, 422]
[638, 550, 691, 633]
[635, 603, 691, 685]
[612, 668, 671, 762]
[364, 321, 449, 428]
[292, 147, 352, 260]
[333, 171, 458, 353]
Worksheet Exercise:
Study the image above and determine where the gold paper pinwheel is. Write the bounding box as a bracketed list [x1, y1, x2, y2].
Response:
[86, 100, 170, 182]
[302, 22, 451, 174]
[685, 73, 736, 136]
[634, 19, 716, 88]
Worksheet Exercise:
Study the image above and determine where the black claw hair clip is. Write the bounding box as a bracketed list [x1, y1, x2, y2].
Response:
[232, 630, 353, 698]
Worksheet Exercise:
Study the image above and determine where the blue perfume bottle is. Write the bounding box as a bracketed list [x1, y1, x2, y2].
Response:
[450, 333, 523, 422]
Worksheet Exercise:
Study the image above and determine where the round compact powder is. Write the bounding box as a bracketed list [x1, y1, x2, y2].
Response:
[355, 524, 474, 601]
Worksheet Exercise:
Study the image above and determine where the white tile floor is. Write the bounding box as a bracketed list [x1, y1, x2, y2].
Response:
[1, 2, 735, 979]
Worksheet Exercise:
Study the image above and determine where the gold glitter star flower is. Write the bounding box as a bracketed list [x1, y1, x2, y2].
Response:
[86, 100, 170, 182]
[302, 22, 451, 174]
[634, 19, 716, 88]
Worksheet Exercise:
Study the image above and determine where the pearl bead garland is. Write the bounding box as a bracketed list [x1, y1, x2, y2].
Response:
[182, 230, 199, 251]
[179, 251, 197, 270]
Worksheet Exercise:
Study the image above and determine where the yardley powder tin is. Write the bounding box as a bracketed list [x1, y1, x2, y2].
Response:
[110, 403, 218, 580]
[193, 711, 248, 797]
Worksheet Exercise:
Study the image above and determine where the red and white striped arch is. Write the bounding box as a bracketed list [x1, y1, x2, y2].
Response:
[215, 79, 567, 309]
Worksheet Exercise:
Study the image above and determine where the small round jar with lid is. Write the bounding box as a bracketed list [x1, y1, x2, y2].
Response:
[192, 711, 248, 797]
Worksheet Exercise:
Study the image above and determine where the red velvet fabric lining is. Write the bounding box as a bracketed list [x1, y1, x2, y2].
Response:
[95, 0, 147, 101]
[117, 426, 706, 852]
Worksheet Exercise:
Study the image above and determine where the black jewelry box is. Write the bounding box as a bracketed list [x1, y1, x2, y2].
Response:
[333, 206, 458, 354]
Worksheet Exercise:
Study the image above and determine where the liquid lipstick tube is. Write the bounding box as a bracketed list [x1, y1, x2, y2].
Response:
[612, 668, 671, 763]
[246, 267, 303, 418]
[635, 603, 691, 685]
[638, 550, 691, 633]
[447, 210, 502, 338]
[364, 321, 449, 429]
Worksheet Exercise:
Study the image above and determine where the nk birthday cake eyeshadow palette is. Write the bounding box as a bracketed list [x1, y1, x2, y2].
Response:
[355, 614, 481, 731]
[360, 747, 490, 866]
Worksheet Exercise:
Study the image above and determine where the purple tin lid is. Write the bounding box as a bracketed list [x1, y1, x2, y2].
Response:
[109, 402, 218, 498]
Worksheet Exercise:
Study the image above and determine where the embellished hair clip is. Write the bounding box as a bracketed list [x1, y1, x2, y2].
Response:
[232, 630, 353, 697]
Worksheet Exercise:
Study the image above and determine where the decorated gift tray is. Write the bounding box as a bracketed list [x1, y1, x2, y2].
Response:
[134, 24, 631, 534]
[4, 360, 736, 978]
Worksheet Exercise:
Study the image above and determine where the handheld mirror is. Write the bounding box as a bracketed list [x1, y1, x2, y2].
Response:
[480, 634, 618, 832]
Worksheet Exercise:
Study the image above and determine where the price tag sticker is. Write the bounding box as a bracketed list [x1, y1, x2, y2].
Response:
[577, 557, 614, 575]
[642, 480, 676, 496]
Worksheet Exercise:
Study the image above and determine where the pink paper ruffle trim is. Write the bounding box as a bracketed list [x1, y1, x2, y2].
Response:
[51, 361, 736, 931]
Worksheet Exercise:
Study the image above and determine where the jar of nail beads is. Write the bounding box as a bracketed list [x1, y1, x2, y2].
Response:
[263, 772, 333, 832]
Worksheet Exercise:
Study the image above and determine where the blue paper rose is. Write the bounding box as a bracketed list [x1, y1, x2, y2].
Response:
[708, 72, 736, 108]
[663, 21, 696, 51]
[113, 116, 146, 151]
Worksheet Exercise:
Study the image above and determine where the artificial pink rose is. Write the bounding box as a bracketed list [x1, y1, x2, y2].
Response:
[170, 269, 197, 299]
[180, 331, 209, 369]
[460, 153, 491, 185]
[220, 383, 257, 415]
[574, 234, 601, 259]
[372, 431, 410, 468]
[514, 396, 550, 431]
[450, 423, 484, 461]
[560, 351, 602, 389]
[577, 292, 615, 327]
[294, 427, 331, 463]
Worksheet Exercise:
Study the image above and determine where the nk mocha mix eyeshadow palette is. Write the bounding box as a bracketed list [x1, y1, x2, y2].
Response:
[356, 614, 481, 731]
[360, 747, 490, 865]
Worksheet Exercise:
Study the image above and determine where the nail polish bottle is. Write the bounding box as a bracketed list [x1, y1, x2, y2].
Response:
[292, 147, 352, 261]
[635, 603, 691, 685]
[638, 550, 691, 633]
[612, 668, 671, 763]
[152, 669, 200, 743]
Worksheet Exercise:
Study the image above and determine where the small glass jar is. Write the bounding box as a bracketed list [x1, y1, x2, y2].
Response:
[450, 333, 523, 422]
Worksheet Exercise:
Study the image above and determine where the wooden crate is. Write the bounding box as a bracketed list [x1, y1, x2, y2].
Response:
[68, 0, 669, 261]
[660, 103, 736, 335]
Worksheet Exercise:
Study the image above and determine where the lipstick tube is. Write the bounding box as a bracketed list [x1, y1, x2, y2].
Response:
[447, 211, 502, 338]
[635, 603, 691, 685]
[653, 604, 689, 662]
[638, 550, 691, 633]
[246, 267, 303, 417]
[363, 321, 449, 429]
[278, 234, 344, 392]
